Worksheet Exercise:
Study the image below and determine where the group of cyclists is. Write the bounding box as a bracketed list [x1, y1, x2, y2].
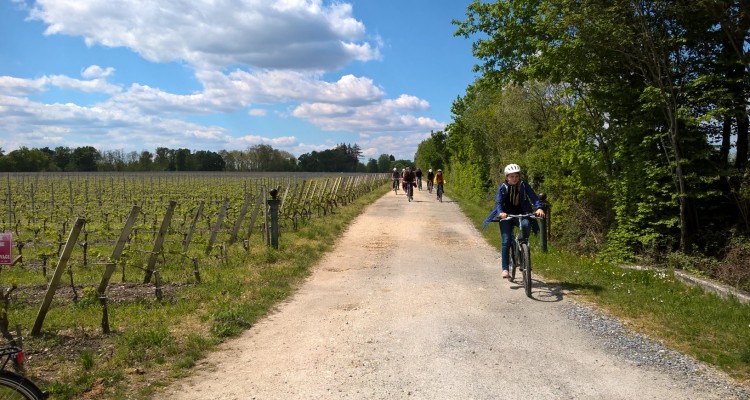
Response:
[390, 166, 446, 200]
[390, 161, 546, 285]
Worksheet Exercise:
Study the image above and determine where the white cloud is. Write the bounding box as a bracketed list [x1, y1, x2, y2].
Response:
[213, 70, 384, 105]
[235, 135, 298, 146]
[30, 0, 382, 71]
[3, 1, 443, 160]
[292, 94, 443, 133]
[81, 65, 114, 79]
[0, 94, 230, 151]
[0, 74, 120, 96]
[94, 69, 385, 116]
[0, 76, 48, 96]
[48, 75, 121, 94]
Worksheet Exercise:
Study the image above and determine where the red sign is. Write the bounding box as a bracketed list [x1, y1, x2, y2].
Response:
[0, 232, 12, 265]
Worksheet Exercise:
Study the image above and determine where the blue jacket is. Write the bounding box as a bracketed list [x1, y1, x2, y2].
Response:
[482, 181, 542, 229]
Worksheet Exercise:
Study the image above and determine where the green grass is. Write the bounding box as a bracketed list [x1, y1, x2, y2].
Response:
[4, 183, 391, 399]
[448, 187, 750, 385]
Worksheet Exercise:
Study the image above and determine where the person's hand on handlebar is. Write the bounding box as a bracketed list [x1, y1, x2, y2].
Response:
[535, 208, 545, 218]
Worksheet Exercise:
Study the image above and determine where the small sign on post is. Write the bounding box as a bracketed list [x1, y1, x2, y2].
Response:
[0, 232, 12, 265]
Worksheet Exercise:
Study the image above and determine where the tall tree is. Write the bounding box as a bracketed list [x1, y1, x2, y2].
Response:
[71, 146, 100, 172]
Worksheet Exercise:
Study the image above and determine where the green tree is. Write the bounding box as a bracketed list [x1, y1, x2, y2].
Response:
[71, 146, 100, 172]
[52, 146, 73, 171]
[377, 154, 392, 172]
[414, 130, 447, 172]
[453, 0, 749, 258]
[138, 150, 154, 171]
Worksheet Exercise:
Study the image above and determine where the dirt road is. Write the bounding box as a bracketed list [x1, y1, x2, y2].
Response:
[162, 187, 742, 399]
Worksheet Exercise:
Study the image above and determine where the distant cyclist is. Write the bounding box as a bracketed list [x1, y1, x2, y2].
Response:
[415, 168, 423, 190]
[391, 168, 400, 193]
[426, 169, 435, 193]
[434, 169, 446, 200]
[482, 163, 545, 279]
[402, 167, 416, 200]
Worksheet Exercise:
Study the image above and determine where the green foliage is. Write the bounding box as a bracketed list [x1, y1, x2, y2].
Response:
[80, 350, 95, 371]
[414, 130, 446, 171]
[116, 326, 173, 364]
[445, 0, 750, 265]
[211, 302, 256, 338]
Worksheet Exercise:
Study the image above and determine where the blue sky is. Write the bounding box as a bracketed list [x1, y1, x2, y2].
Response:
[0, 0, 479, 161]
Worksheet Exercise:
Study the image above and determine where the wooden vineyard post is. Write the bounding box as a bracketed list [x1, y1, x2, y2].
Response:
[317, 179, 329, 216]
[99, 263, 115, 334]
[143, 201, 176, 284]
[183, 201, 204, 253]
[97, 205, 140, 295]
[206, 198, 230, 255]
[278, 185, 290, 216]
[245, 193, 264, 249]
[263, 187, 271, 247]
[303, 180, 317, 220]
[229, 192, 252, 245]
[290, 180, 306, 223]
[32, 217, 85, 336]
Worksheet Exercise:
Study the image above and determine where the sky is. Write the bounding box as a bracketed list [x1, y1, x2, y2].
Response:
[0, 0, 480, 162]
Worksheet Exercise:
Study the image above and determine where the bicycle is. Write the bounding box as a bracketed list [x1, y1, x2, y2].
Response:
[501, 213, 539, 298]
[427, 180, 434, 194]
[0, 346, 48, 399]
[436, 183, 443, 203]
[392, 178, 399, 195]
[405, 181, 414, 202]
[416, 176, 423, 191]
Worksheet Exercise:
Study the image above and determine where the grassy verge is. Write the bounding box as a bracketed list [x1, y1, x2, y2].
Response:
[447, 188, 750, 385]
[11, 184, 390, 399]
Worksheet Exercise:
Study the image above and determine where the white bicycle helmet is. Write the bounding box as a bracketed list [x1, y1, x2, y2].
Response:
[504, 163, 521, 175]
[428, 169, 432, 172]
[393, 168, 397, 171]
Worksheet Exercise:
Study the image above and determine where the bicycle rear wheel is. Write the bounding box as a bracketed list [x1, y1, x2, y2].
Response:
[521, 242, 532, 297]
[0, 371, 47, 400]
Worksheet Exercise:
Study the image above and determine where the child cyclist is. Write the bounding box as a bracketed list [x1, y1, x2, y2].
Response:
[482, 164, 545, 279]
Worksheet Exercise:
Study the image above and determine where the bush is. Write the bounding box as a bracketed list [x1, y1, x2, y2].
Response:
[716, 234, 750, 292]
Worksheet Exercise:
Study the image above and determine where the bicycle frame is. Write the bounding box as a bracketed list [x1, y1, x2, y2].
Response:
[503, 213, 538, 243]
[498, 213, 539, 297]
[0, 347, 22, 371]
[0, 346, 48, 399]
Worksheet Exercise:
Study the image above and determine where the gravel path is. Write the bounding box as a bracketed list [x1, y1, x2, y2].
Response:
[161, 188, 749, 399]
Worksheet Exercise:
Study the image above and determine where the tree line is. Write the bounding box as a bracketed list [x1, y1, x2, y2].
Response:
[416, 0, 749, 286]
[0, 143, 411, 173]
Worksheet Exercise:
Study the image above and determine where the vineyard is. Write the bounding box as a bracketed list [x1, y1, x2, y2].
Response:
[0, 171, 389, 398]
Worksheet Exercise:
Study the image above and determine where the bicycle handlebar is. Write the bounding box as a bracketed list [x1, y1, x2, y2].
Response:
[492, 213, 540, 222]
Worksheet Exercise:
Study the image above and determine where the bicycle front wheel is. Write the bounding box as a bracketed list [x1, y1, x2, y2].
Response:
[509, 240, 518, 281]
[521, 242, 532, 297]
[0, 371, 47, 400]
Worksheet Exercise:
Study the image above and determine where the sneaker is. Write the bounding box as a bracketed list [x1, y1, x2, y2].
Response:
[501, 270, 509, 279]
